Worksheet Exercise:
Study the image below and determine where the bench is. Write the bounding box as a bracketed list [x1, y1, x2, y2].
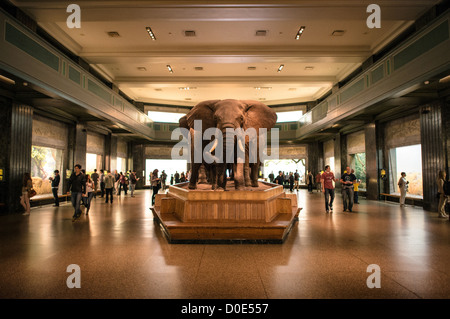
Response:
[380, 193, 423, 206]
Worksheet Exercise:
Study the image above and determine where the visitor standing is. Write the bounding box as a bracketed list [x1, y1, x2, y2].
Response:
[20, 173, 33, 215]
[398, 172, 408, 207]
[130, 171, 139, 197]
[84, 174, 94, 215]
[340, 166, 356, 212]
[91, 169, 99, 198]
[161, 170, 167, 190]
[174, 171, 180, 184]
[274, 171, 284, 186]
[268, 171, 274, 183]
[353, 176, 360, 204]
[67, 164, 86, 222]
[151, 169, 160, 206]
[437, 170, 448, 218]
[49, 170, 60, 207]
[321, 165, 337, 213]
[104, 170, 114, 204]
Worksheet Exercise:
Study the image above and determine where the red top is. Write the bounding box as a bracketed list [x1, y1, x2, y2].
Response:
[321, 172, 335, 189]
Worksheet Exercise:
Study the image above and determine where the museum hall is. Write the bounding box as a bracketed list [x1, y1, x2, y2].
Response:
[0, 0, 449, 302]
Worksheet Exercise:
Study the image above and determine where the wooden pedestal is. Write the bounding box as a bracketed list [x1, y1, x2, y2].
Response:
[151, 181, 301, 243]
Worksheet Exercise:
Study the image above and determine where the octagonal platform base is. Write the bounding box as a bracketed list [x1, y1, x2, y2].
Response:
[151, 181, 301, 244]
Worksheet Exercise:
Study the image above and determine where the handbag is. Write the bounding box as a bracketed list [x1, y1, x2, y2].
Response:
[28, 188, 37, 198]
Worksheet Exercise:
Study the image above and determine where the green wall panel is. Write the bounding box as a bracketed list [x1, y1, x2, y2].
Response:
[5, 22, 59, 72]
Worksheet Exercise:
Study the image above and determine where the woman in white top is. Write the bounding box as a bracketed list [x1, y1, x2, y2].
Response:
[436, 170, 448, 218]
[84, 174, 94, 215]
[398, 172, 408, 207]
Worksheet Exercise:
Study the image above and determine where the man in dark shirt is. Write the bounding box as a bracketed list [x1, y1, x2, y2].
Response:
[49, 170, 60, 207]
[340, 166, 357, 212]
[274, 171, 284, 186]
[67, 164, 86, 221]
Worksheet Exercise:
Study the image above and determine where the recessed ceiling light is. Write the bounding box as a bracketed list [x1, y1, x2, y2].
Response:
[184, 30, 196, 37]
[166, 65, 173, 73]
[145, 27, 156, 40]
[107, 31, 120, 38]
[332, 30, 346, 36]
[277, 64, 284, 72]
[179, 87, 197, 90]
[295, 26, 306, 40]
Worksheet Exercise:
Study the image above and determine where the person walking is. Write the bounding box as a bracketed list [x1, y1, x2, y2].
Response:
[130, 171, 139, 197]
[104, 170, 114, 204]
[84, 174, 94, 215]
[99, 169, 105, 198]
[151, 169, 160, 206]
[49, 170, 60, 207]
[437, 170, 448, 218]
[20, 173, 33, 215]
[289, 172, 294, 192]
[91, 169, 99, 198]
[321, 165, 337, 213]
[398, 172, 408, 207]
[340, 166, 356, 212]
[315, 172, 322, 192]
[307, 171, 314, 193]
[294, 170, 300, 190]
[67, 164, 86, 222]
[118, 172, 128, 196]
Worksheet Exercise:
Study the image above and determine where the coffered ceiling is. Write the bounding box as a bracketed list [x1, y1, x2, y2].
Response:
[10, 0, 442, 106]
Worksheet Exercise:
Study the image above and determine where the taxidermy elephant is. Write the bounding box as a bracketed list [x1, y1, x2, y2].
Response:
[179, 99, 277, 190]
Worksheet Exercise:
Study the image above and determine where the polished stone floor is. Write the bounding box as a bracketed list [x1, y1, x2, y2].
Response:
[0, 188, 449, 299]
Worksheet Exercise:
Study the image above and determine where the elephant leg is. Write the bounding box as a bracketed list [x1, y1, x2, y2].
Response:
[215, 163, 226, 191]
[208, 164, 217, 190]
[188, 163, 201, 189]
[244, 143, 251, 187]
[234, 162, 245, 190]
[250, 162, 260, 187]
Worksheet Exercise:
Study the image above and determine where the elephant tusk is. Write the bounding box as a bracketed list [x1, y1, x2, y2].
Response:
[238, 138, 245, 153]
[209, 138, 219, 153]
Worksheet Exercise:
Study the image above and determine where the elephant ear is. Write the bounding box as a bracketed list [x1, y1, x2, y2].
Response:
[242, 100, 277, 131]
[185, 100, 220, 131]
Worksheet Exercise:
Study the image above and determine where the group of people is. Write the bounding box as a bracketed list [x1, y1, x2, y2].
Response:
[148, 170, 192, 206]
[269, 170, 301, 191]
[19, 165, 140, 221]
[67, 166, 140, 221]
[319, 165, 360, 213]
